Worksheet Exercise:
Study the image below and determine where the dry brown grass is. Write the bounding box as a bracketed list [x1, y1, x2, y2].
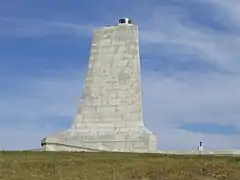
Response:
[0, 151, 240, 180]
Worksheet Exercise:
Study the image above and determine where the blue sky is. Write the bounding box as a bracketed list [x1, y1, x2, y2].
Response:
[1, 0, 240, 150]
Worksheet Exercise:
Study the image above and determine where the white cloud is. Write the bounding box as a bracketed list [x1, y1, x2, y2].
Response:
[138, 4, 240, 73]
[0, 17, 96, 38]
[143, 72, 240, 126]
[1, 70, 84, 121]
[205, 0, 240, 24]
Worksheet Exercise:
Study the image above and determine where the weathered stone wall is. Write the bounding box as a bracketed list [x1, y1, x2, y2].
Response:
[41, 22, 157, 153]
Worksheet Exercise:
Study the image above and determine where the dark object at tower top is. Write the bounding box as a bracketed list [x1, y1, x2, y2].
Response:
[118, 18, 132, 25]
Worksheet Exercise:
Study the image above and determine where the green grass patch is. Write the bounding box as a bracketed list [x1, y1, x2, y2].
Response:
[0, 151, 240, 179]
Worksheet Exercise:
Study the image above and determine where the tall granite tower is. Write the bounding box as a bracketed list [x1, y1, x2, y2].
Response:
[41, 18, 157, 152]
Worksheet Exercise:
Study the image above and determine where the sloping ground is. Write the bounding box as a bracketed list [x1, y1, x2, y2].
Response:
[0, 151, 240, 180]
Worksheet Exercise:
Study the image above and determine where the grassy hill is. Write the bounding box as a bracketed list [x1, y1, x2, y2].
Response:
[0, 151, 240, 180]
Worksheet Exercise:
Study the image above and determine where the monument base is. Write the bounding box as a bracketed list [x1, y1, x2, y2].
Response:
[41, 127, 157, 153]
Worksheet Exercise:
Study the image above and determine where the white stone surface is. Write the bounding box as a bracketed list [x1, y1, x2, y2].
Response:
[41, 21, 157, 152]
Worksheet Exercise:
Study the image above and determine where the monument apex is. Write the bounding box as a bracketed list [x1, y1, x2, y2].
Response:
[41, 18, 157, 152]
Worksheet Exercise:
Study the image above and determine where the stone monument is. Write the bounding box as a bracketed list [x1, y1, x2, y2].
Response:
[41, 18, 157, 152]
